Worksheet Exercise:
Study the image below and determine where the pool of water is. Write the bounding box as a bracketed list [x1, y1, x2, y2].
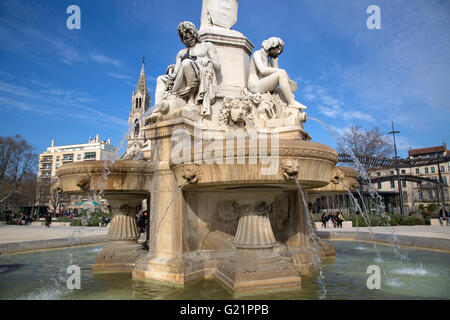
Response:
[0, 241, 448, 299]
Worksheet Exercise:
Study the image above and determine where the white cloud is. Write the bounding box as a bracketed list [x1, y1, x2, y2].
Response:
[305, 83, 376, 123]
[90, 54, 121, 68]
[305, 93, 316, 101]
[106, 72, 133, 80]
[0, 76, 127, 127]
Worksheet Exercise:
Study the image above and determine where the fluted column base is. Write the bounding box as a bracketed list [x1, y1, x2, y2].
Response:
[216, 188, 301, 292]
[94, 193, 147, 273]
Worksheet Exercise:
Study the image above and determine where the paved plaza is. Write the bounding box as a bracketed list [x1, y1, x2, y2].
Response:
[318, 225, 450, 252]
[1, 224, 449, 255]
[0, 225, 109, 254]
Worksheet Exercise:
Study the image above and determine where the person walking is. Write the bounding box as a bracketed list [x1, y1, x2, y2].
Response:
[439, 207, 448, 226]
[45, 213, 52, 228]
[337, 211, 344, 228]
[320, 213, 327, 228]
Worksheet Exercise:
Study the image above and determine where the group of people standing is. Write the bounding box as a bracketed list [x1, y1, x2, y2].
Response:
[320, 211, 345, 228]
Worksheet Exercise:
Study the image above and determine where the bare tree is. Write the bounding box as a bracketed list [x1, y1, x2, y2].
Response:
[337, 125, 393, 165]
[0, 135, 38, 205]
[48, 177, 63, 212]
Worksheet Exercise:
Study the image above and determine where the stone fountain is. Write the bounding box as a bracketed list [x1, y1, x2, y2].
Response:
[57, 160, 152, 272]
[307, 166, 360, 213]
[58, 0, 341, 292]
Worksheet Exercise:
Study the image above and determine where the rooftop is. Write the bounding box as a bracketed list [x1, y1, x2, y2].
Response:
[408, 144, 447, 157]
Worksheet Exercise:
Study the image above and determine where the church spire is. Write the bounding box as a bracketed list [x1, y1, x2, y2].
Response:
[136, 57, 148, 94]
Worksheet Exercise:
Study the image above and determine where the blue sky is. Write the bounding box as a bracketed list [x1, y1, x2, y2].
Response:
[0, 0, 449, 158]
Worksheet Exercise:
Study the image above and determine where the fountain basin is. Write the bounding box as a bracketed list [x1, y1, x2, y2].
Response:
[309, 166, 359, 194]
[171, 139, 338, 190]
[2, 241, 448, 299]
[56, 160, 153, 194]
[57, 160, 153, 273]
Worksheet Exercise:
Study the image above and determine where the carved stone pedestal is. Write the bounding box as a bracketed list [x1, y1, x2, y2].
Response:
[215, 188, 301, 292]
[94, 193, 147, 273]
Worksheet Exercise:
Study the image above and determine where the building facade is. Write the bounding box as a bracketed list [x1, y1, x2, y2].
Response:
[370, 144, 449, 212]
[36, 135, 118, 211]
[407, 145, 449, 208]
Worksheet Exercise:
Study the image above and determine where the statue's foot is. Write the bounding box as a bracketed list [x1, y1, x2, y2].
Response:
[147, 112, 161, 123]
[289, 101, 307, 110]
[298, 111, 307, 123]
[158, 101, 170, 114]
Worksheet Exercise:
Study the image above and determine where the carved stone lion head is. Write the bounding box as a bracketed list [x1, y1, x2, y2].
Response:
[281, 159, 299, 180]
[76, 175, 91, 193]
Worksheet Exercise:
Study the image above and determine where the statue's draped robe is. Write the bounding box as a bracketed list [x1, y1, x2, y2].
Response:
[172, 56, 216, 116]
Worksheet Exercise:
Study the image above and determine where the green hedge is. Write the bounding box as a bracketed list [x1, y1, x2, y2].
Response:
[70, 211, 111, 227]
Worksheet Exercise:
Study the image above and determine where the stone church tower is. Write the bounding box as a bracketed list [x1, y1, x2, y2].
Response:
[125, 59, 150, 157]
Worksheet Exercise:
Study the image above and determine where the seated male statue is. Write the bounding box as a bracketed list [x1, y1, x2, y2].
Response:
[148, 21, 221, 122]
[248, 37, 307, 113]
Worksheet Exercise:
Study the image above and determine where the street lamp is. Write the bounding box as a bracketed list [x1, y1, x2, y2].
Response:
[388, 121, 405, 215]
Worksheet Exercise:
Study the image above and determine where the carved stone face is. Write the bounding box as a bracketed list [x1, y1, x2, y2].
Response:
[182, 31, 197, 47]
[268, 45, 283, 58]
[229, 102, 247, 126]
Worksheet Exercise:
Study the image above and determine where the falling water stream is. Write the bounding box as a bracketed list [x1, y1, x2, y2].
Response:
[293, 177, 327, 299]
[308, 116, 410, 268]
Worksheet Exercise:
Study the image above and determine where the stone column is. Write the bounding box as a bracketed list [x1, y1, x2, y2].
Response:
[133, 119, 198, 284]
[215, 188, 302, 292]
[94, 193, 146, 273]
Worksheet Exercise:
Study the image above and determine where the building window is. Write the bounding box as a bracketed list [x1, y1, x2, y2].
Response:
[377, 172, 381, 176]
[56, 156, 60, 162]
[42, 156, 53, 162]
[415, 168, 420, 174]
[418, 190, 423, 200]
[62, 154, 74, 162]
[431, 167, 435, 173]
[401, 169, 406, 174]
[390, 180, 395, 188]
[428, 190, 433, 200]
[377, 182, 381, 189]
[55, 163, 60, 169]
[443, 177, 448, 186]
[77, 154, 81, 161]
[402, 181, 406, 187]
[425, 168, 429, 174]
[40, 171, 51, 177]
[390, 170, 394, 175]
[84, 152, 96, 160]
[440, 166, 445, 172]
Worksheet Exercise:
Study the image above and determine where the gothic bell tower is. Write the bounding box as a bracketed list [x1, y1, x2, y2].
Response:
[126, 58, 150, 156]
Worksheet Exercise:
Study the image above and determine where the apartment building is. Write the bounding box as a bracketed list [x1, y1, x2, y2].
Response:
[36, 135, 118, 210]
[370, 144, 449, 211]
